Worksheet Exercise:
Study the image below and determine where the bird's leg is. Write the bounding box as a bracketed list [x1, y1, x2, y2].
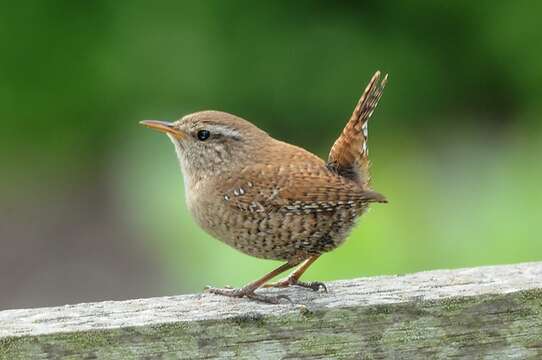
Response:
[205, 262, 297, 304]
[263, 255, 327, 292]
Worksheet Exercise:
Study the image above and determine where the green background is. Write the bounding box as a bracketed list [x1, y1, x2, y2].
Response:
[1, 1, 541, 309]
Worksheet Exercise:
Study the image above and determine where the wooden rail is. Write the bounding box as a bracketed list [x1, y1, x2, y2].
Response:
[1, 262, 542, 359]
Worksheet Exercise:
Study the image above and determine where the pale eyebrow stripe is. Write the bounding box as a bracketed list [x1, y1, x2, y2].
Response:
[210, 125, 242, 140]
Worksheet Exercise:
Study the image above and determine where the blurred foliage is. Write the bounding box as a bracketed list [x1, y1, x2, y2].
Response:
[1, 1, 541, 293]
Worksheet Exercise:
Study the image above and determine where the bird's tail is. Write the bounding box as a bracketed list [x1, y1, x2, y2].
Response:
[327, 71, 388, 186]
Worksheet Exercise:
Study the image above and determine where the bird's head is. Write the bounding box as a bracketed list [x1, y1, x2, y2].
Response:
[141, 110, 269, 181]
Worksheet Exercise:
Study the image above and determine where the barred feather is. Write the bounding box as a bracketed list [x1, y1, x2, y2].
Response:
[327, 71, 388, 186]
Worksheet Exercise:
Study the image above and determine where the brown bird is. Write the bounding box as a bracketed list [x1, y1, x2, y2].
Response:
[141, 71, 388, 303]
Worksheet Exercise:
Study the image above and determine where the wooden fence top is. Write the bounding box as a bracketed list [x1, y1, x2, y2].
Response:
[1, 262, 542, 359]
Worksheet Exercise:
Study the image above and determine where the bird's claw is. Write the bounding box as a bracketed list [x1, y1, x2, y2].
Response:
[263, 279, 327, 292]
[296, 280, 328, 292]
[204, 286, 292, 305]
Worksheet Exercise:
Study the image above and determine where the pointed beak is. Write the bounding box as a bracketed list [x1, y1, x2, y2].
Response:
[139, 120, 186, 138]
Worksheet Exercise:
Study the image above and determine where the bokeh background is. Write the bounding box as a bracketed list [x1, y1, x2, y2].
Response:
[1, 1, 541, 310]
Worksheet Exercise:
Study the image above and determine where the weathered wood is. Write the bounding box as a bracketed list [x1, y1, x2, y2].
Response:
[1, 262, 542, 359]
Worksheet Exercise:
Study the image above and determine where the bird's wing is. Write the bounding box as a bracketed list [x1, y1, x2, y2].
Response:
[327, 71, 388, 186]
[220, 164, 386, 214]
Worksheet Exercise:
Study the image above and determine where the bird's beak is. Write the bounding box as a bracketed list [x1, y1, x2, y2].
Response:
[139, 120, 186, 139]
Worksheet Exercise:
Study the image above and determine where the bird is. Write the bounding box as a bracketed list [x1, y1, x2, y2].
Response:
[141, 71, 388, 304]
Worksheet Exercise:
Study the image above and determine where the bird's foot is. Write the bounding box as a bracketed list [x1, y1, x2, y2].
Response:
[263, 278, 327, 292]
[204, 286, 292, 305]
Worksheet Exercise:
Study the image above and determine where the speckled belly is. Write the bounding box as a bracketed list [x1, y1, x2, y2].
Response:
[190, 198, 366, 262]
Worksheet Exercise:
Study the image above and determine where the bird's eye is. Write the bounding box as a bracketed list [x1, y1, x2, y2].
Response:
[197, 130, 210, 141]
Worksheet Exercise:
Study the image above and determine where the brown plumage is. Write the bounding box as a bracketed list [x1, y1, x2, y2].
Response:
[141, 71, 388, 303]
[328, 71, 388, 186]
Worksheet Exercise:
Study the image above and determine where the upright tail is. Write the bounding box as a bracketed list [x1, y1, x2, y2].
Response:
[327, 71, 388, 187]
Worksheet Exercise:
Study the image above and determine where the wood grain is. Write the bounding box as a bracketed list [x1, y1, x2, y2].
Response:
[1, 262, 542, 359]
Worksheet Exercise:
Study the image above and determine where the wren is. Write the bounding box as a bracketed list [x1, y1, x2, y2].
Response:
[141, 71, 388, 304]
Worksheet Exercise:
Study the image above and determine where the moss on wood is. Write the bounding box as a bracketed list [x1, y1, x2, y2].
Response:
[2, 262, 542, 359]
